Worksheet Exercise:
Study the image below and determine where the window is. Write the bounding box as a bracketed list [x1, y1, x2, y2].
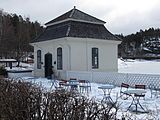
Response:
[37, 50, 41, 69]
[92, 48, 99, 69]
[57, 47, 63, 70]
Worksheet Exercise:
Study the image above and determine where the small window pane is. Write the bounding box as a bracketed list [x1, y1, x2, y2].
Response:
[37, 50, 41, 69]
[92, 48, 99, 69]
[57, 47, 63, 70]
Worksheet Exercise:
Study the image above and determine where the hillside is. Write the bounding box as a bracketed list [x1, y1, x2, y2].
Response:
[118, 28, 160, 59]
[0, 9, 44, 60]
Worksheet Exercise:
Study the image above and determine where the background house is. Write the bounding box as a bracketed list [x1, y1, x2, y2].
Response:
[31, 7, 121, 78]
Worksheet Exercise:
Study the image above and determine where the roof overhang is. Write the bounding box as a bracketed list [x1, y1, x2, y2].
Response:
[45, 18, 105, 27]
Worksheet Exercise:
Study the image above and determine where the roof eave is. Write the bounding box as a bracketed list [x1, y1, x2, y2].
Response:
[45, 18, 105, 27]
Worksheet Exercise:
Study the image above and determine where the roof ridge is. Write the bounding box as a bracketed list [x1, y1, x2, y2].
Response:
[45, 7, 106, 26]
[66, 24, 71, 36]
[69, 7, 75, 18]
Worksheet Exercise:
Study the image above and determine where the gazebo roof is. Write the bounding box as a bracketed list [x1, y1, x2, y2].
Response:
[45, 6, 106, 26]
[33, 7, 121, 43]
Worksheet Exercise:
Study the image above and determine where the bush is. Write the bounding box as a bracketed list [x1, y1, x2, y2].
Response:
[0, 66, 7, 77]
[0, 79, 43, 120]
[0, 78, 119, 120]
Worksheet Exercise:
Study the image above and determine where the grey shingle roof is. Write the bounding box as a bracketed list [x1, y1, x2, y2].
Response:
[45, 8, 106, 25]
[34, 22, 69, 42]
[68, 21, 118, 40]
[33, 21, 121, 42]
[33, 8, 121, 43]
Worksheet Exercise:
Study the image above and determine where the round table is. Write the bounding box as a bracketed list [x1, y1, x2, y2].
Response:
[123, 89, 148, 113]
[98, 84, 115, 103]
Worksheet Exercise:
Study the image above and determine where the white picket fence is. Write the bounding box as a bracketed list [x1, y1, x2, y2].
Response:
[65, 71, 160, 88]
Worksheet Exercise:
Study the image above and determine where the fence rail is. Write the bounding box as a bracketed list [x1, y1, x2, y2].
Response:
[66, 71, 160, 88]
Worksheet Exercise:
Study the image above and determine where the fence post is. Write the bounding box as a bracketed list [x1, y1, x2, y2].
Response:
[126, 73, 128, 84]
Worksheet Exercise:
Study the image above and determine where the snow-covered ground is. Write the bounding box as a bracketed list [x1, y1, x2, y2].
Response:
[118, 59, 160, 75]
[6, 62, 33, 71]
[22, 77, 160, 119]
[10, 59, 160, 119]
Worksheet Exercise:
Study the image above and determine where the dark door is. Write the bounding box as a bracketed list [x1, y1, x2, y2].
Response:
[45, 53, 52, 78]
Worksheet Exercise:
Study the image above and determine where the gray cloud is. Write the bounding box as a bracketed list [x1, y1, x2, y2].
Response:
[1, 0, 75, 23]
[0, 0, 160, 35]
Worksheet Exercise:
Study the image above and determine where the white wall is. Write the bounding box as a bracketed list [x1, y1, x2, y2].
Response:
[8, 72, 33, 79]
[32, 37, 121, 77]
[67, 38, 87, 71]
[67, 37, 120, 72]
[31, 38, 69, 77]
[87, 39, 118, 72]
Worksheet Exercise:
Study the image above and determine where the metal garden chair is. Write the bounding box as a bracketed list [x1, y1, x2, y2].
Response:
[79, 80, 91, 93]
[120, 83, 130, 100]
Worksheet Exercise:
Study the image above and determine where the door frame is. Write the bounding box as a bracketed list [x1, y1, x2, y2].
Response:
[44, 53, 52, 78]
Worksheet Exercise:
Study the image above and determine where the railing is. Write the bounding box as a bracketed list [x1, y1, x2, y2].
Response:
[66, 71, 160, 88]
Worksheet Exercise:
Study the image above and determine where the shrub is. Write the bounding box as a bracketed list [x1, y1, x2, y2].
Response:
[0, 66, 7, 77]
[0, 78, 118, 120]
[0, 79, 43, 120]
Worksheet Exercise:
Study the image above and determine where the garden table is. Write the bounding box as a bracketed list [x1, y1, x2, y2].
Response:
[65, 80, 79, 91]
[123, 89, 148, 113]
[98, 84, 115, 103]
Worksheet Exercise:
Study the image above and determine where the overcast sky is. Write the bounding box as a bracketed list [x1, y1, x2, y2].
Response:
[1, 0, 160, 35]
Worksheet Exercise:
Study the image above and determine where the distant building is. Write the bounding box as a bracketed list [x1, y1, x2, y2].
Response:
[31, 7, 121, 78]
[0, 59, 17, 69]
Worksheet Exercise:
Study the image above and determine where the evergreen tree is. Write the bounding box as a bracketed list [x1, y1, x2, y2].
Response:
[0, 9, 44, 62]
[119, 28, 160, 59]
